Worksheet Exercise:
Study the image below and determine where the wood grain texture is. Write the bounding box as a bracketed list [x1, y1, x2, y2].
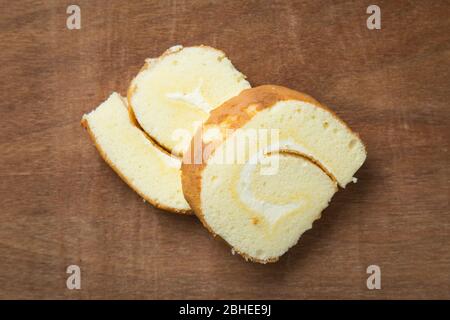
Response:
[0, 0, 448, 299]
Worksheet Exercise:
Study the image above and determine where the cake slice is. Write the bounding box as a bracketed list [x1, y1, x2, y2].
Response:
[128, 45, 251, 157]
[82, 92, 191, 214]
[182, 85, 367, 262]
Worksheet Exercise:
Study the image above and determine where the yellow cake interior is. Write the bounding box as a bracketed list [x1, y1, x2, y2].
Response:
[197, 98, 366, 261]
[129, 45, 251, 156]
[82, 92, 190, 213]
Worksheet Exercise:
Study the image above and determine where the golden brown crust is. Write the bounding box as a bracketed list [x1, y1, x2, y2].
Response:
[278, 150, 337, 183]
[181, 85, 360, 263]
[81, 117, 192, 215]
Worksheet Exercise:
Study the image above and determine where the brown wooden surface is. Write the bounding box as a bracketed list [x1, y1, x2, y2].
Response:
[0, 0, 449, 299]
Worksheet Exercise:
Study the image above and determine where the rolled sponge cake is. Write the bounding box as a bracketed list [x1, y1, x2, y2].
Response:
[128, 45, 251, 157]
[182, 85, 367, 262]
[82, 92, 191, 214]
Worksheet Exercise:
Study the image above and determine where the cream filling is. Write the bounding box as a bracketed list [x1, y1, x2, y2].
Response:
[166, 80, 212, 113]
[156, 150, 181, 169]
[236, 140, 331, 224]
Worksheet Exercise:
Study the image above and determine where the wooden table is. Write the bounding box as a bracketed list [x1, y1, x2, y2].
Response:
[0, 0, 448, 299]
